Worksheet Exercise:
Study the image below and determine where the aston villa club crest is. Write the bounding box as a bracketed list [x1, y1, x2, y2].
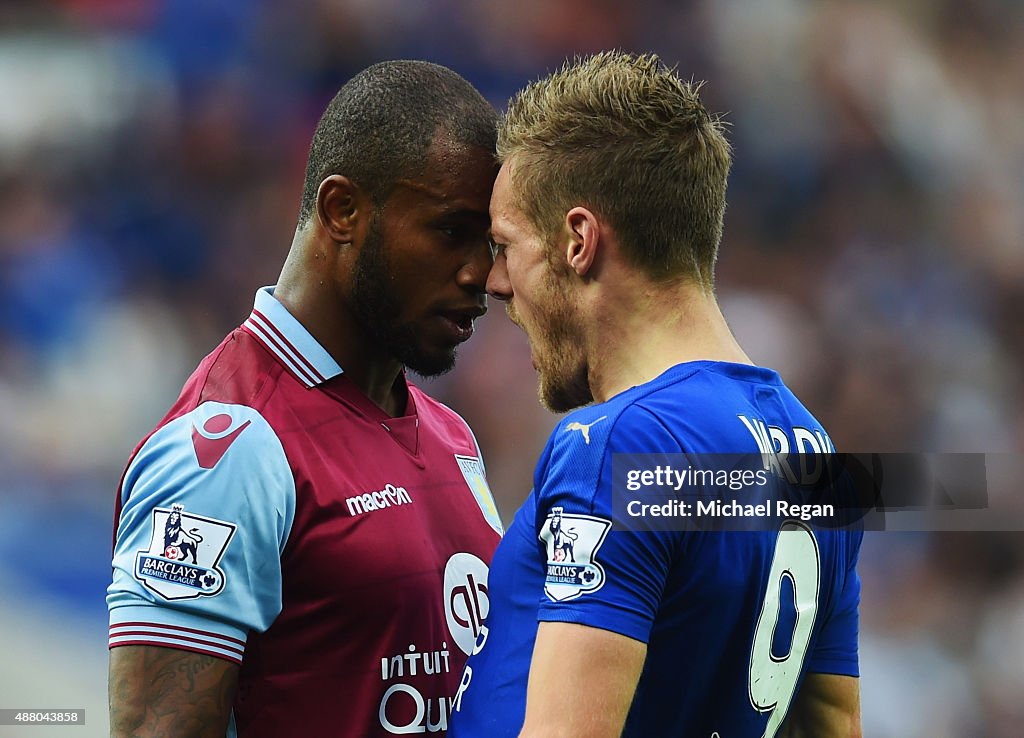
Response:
[539, 507, 611, 602]
[455, 454, 504, 536]
[134, 504, 236, 601]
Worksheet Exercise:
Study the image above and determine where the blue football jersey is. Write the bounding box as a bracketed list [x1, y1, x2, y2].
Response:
[449, 361, 861, 737]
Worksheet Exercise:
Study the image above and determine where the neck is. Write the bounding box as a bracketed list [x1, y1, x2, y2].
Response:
[583, 278, 751, 403]
[273, 230, 407, 416]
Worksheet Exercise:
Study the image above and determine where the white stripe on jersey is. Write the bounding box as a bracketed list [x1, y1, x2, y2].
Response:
[244, 315, 319, 387]
[109, 621, 245, 663]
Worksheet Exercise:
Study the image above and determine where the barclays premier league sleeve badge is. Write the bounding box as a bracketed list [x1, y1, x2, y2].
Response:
[539, 507, 611, 602]
[134, 504, 236, 601]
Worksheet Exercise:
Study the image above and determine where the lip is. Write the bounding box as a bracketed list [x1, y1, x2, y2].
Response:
[438, 306, 486, 344]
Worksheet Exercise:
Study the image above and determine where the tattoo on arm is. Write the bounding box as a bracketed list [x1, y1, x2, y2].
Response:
[110, 646, 240, 738]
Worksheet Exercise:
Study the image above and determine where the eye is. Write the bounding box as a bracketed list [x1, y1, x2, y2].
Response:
[439, 224, 484, 245]
[488, 237, 507, 258]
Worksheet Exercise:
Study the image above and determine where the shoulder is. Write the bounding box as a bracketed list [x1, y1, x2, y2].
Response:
[549, 400, 683, 464]
[142, 328, 285, 442]
[123, 400, 292, 498]
[122, 329, 296, 497]
[623, 362, 829, 454]
[195, 327, 288, 409]
[147, 325, 298, 446]
[532, 399, 681, 515]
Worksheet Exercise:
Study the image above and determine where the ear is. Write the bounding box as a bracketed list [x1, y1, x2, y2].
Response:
[565, 207, 600, 277]
[315, 175, 367, 245]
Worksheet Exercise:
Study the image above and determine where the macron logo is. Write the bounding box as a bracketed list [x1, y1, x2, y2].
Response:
[345, 484, 413, 516]
[191, 413, 251, 469]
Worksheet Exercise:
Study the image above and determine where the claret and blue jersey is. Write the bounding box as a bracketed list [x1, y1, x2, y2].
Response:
[108, 287, 503, 737]
[449, 361, 861, 738]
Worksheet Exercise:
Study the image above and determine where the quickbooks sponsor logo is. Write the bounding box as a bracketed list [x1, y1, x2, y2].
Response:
[378, 641, 453, 734]
[346, 484, 413, 516]
[443, 552, 490, 656]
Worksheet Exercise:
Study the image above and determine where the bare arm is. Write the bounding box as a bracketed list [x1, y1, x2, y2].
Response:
[518, 621, 646, 738]
[109, 645, 239, 738]
[780, 673, 862, 738]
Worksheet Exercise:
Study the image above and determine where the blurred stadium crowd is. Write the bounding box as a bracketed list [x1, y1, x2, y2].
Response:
[0, 0, 1022, 735]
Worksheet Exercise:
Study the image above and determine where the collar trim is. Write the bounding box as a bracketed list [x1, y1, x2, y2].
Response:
[241, 287, 343, 387]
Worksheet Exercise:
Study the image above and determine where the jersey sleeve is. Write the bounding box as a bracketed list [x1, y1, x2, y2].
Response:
[805, 529, 863, 676]
[107, 401, 295, 664]
[534, 407, 681, 643]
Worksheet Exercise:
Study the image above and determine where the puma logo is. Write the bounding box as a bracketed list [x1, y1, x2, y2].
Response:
[564, 416, 607, 445]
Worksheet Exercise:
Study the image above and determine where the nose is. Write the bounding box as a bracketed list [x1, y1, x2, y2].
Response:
[486, 251, 512, 302]
[456, 238, 493, 296]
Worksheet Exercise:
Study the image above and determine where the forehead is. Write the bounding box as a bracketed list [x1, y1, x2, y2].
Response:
[390, 135, 496, 213]
[489, 160, 529, 237]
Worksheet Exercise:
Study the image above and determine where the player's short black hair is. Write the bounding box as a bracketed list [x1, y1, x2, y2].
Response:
[297, 60, 498, 227]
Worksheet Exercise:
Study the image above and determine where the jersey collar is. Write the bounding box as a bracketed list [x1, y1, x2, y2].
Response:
[242, 286, 344, 387]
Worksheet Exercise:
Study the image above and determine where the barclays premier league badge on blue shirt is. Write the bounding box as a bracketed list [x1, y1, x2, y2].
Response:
[539, 506, 611, 602]
[134, 504, 236, 601]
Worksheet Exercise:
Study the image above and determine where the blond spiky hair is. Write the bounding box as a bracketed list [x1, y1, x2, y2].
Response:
[498, 51, 732, 284]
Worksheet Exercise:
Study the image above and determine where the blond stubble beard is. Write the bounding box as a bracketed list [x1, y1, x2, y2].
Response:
[508, 285, 593, 413]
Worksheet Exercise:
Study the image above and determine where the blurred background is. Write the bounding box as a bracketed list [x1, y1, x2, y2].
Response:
[0, 0, 1022, 735]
